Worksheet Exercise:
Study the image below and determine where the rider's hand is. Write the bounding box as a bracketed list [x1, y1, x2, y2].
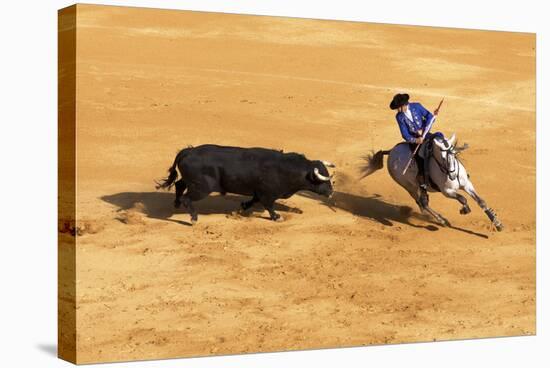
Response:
[415, 137, 424, 144]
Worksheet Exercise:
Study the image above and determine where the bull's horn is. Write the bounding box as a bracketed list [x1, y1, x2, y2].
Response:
[448, 133, 457, 147]
[321, 160, 336, 168]
[314, 167, 331, 181]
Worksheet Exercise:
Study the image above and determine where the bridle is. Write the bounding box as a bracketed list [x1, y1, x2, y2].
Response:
[432, 140, 462, 185]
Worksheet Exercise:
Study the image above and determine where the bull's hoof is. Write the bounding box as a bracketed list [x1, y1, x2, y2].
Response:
[190, 217, 198, 225]
[460, 206, 471, 215]
[239, 207, 253, 217]
[174, 200, 181, 208]
[270, 213, 282, 222]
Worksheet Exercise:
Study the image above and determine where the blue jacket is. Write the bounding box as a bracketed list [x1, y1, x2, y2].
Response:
[396, 102, 434, 143]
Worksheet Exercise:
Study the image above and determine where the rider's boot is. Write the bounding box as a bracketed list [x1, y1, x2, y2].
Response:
[419, 147, 431, 207]
[414, 153, 429, 207]
[418, 174, 429, 207]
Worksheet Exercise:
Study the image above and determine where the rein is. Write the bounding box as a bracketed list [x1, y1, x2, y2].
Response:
[432, 145, 462, 186]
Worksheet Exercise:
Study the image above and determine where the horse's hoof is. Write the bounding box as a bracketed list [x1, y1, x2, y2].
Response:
[174, 200, 181, 208]
[190, 218, 197, 225]
[439, 218, 451, 227]
[460, 207, 471, 215]
[494, 222, 504, 232]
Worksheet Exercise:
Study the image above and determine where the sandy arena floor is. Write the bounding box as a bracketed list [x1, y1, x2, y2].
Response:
[59, 5, 535, 363]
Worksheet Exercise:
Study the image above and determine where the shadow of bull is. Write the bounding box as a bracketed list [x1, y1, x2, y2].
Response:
[101, 190, 487, 237]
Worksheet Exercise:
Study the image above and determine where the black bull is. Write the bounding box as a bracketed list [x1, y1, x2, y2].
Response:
[156, 144, 335, 223]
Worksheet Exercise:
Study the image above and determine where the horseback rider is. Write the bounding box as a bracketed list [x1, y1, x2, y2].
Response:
[390, 93, 444, 201]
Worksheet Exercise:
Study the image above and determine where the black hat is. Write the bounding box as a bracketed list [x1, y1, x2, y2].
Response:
[390, 93, 410, 110]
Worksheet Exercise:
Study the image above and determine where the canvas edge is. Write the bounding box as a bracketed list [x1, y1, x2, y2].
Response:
[58, 3, 78, 365]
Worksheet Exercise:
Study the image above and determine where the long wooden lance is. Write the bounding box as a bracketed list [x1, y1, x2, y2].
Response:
[402, 98, 445, 175]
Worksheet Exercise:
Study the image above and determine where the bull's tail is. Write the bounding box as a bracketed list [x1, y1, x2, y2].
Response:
[359, 150, 390, 179]
[155, 164, 178, 190]
[155, 147, 192, 190]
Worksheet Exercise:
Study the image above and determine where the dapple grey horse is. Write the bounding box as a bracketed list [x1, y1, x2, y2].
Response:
[361, 133, 503, 231]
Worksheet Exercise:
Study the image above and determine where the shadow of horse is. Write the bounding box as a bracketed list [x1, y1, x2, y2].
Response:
[101, 190, 487, 238]
[299, 191, 433, 228]
[299, 191, 488, 238]
[100, 192, 300, 225]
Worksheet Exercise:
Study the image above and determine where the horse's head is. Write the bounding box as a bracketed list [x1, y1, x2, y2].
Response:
[432, 133, 459, 180]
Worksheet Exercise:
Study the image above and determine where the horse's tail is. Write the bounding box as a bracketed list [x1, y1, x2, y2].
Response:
[360, 150, 390, 179]
[155, 146, 193, 190]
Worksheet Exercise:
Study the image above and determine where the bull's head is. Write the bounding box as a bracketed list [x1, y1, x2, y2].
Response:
[307, 160, 335, 197]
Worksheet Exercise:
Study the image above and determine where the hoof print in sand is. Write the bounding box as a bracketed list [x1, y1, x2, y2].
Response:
[117, 203, 146, 225]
